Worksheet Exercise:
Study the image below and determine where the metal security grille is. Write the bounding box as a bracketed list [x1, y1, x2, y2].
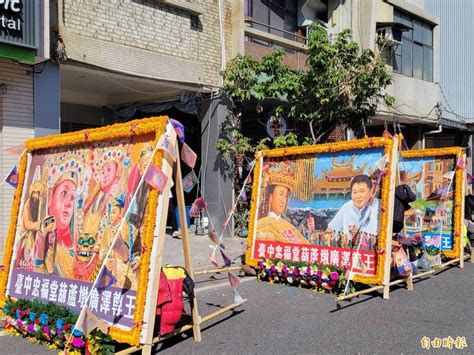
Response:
[424, 134, 460, 148]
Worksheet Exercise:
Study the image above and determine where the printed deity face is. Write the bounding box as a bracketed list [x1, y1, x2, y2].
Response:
[138, 145, 154, 174]
[109, 205, 122, 226]
[100, 161, 118, 192]
[76, 231, 98, 263]
[49, 180, 76, 230]
[351, 182, 372, 210]
[269, 185, 289, 216]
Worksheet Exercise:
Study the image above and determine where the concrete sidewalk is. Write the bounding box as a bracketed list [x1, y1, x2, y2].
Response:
[161, 225, 248, 272]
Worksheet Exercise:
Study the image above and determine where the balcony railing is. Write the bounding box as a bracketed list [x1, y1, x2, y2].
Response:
[245, 17, 307, 52]
[244, 19, 308, 70]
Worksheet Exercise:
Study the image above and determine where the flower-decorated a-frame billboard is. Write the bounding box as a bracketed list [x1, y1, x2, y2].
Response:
[0, 117, 170, 345]
[246, 138, 397, 285]
[400, 147, 465, 261]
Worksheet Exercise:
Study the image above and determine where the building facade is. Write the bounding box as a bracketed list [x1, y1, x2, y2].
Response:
[0, 0, 246, 262]
[241, 0, 469, 149]
[424, 0, 473, 173]
[0, 0, 58, 263]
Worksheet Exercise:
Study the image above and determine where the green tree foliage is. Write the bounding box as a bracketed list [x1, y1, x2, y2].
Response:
[291, 25, 393, 141]
[219, 23, 393, 148]
[217, 24, 393, 233]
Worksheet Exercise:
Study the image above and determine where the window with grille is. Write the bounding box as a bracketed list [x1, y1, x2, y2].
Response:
[392, 8, 434, 82]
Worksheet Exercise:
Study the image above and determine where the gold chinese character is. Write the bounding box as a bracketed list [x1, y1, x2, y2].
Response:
[442, 336, 454, 349]
[420, 336, 431, 349]
[432, 337, 442, 349]
[455, 336, 468, 350]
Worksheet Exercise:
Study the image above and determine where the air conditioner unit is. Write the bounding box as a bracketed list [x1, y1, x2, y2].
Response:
[377, 26, 402, 47]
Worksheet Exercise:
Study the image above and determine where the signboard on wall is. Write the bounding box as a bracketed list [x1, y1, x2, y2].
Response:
[0, 0, 38, 49]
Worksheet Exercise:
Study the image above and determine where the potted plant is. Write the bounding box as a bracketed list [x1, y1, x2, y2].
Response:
[234, 207, 250, 238]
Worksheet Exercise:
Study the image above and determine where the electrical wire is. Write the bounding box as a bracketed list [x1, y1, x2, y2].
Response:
[439, 84, 472, 121]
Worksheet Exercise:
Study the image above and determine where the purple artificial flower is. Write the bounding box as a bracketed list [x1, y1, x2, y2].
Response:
[72, 337, 85, 348]
[258, 261, 264, 270]
[305, 267, 312, 275]
[281, 265, 288, 273]
[269, 264, 277, 273]
[27, 323, 34, 332]
[292, 267, 300, 276]
[330, 272, 339, 281]
[16, 319, 23, 328]
[316, 269, 323, 278]
[43, 325, 50, 334]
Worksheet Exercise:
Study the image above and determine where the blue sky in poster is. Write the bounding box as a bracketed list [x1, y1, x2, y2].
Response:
[288, 148, 385, 210]
[313, 148, 384, 178]
[399, 157, 434, 175]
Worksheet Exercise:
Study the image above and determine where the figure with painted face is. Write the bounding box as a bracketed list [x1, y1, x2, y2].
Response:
[46, 169, 79, 278]
[100, 195, 140, 289]
[35, 216, 57, 274]
[256, 169, 309, 245]
[127, 142, 154, 229]
[83, 145, 126, 233]
[327, 174, 380, 250]
[15, 181, 44, 271]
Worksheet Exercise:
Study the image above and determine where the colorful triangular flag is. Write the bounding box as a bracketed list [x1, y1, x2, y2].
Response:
[189, 197, 207, 218]
[382, 129, 393, 139]
[352, 253, 367, 274]
[97, 267, 117, 291]
[75, 307, 109, 336]
[210, 249, 219, 267]
[144, 164, 168, 192]
[181, 143, 197, 169]
[3, 166, 18, 188]
[5, 144, 25, 157]
[160, 136, 177, 161]
[111, 232, 130, 262]
[240, 189, 247, 203]
[220, 247, 232, 267]
[228, 271, 240, 289]
[443, 171, 455, 180]
[233, 289, 245, 306]
[457, 155, 467, 170]
[375, 154, 388, 171]
[170, 119, 185, 143]
[468, 173, 473, 185]
[183, 170, 198, 193]
[208, 229, 220, 246]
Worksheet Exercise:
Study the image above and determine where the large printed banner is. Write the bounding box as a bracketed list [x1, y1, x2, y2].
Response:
[0, 117, 170, 345]
[246, 138, 396, 285]
[400, 147, 465, 261]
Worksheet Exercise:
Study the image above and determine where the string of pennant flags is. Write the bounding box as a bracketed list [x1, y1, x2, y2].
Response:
[169, 118, 246, 304]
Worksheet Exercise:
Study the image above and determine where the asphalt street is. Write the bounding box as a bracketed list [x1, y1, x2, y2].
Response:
[1, 260, 473, 354]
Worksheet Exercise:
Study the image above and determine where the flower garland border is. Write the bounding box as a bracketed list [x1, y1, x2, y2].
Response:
[401, 147, 464, 259]
[245, 137, 395, 286]
[0, 116, 169, 347]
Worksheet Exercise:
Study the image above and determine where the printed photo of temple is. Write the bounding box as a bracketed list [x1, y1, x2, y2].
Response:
[294, 155, 368, 201]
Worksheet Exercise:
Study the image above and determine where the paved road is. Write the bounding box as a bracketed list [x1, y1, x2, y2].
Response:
[1, 252, 473, 354]
[155, 261, 474, 354]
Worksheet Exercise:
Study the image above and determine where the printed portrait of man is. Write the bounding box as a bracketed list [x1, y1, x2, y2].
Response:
[327, 174, 380, 238]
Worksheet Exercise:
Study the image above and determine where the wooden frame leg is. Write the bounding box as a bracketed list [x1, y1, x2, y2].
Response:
[174, 147, 202, 342]
[406, 273, 414, 291]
